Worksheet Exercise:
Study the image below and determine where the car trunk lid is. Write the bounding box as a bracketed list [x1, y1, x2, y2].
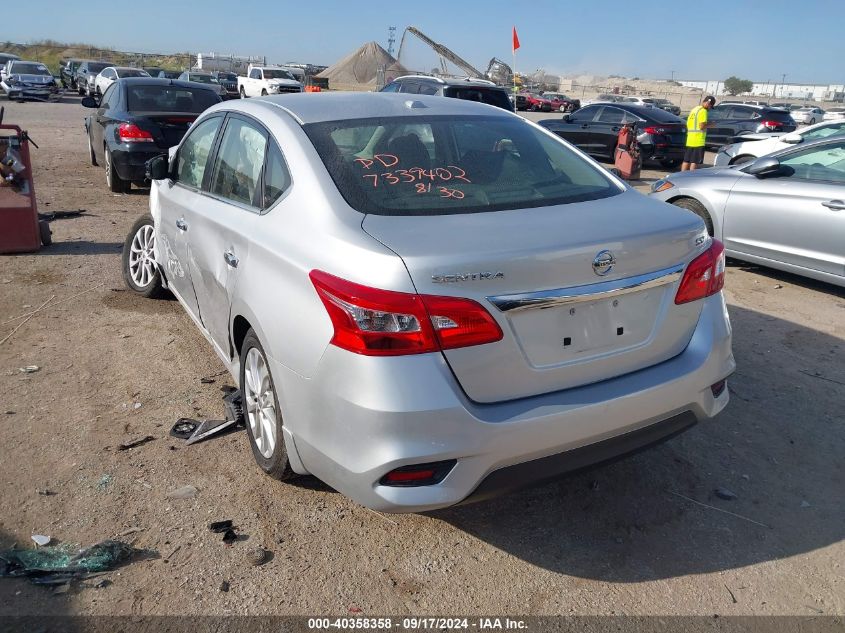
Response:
[132, 113, 199, 149]
[362, 190, 708, 403]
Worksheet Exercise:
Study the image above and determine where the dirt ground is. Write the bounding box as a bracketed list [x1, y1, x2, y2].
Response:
[0, 96, 843, 618]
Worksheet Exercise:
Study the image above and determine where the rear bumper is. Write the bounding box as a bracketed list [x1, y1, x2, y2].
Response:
[271, 292, 734, 513]
[110, 146, 167, 181]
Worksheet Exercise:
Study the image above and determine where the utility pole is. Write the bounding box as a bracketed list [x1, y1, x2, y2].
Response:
[670, 70, 675, 82]
[387, 26, 397, 56]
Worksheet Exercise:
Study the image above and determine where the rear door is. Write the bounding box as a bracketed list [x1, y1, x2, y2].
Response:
[91, 83, 119, 161]
[591, 106, 626, 157]
[185, 114, 269, 355]
[705, 104, 732, 146]
[156, 114, 225, 321]
[723, 140, 845, 279]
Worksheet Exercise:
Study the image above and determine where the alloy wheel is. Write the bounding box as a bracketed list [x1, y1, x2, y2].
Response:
[244, 347, 277, 459]
[128, 224, 157, 288]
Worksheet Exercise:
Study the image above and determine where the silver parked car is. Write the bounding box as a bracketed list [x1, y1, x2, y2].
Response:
[123, 93, 734, 512]
[651, 136, 845, 288]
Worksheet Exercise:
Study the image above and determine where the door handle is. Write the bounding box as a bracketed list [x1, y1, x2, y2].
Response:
[223, 250, 239, 268]
[611, 126, 620, 132]
[821, 199, 845, 211]
[581, 124, 590, 129]
[176, 218, 188, 231]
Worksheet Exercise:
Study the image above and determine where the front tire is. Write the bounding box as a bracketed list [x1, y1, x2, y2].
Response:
[105, 147, 129, 193]
[240, 330, 296, 481]
[672, 197, 714, 236]
[240, 86, 247, 98]
[559, 105, 566, 112]
[122, 214, 165, 298]
[261, 89, 268, 96]
[809, 118, 815, 124]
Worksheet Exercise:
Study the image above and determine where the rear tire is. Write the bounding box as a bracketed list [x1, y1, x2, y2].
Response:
[660, 158, 681, 168]
[105, 147, 129, 193]
[559, 105, 566, 112]
[261, 89, 268, 96]
[122, 214, 165, 298]
[87, 131, 98, 166]
[240, 329, 297, 481]
[672, 197, 714, 236]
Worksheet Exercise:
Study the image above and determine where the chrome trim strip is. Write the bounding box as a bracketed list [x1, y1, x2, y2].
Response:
[487, 264, 685, 313]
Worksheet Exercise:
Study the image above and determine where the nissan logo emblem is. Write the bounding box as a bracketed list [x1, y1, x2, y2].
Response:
[592, 250, 616, 276]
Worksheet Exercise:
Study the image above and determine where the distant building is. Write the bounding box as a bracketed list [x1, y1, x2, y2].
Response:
[679, 79, 845, 102]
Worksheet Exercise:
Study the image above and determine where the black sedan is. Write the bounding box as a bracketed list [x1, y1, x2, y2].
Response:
[704, 104, 797, 149]
[539, 103, 687, 167]
[83, 77, 221, 192]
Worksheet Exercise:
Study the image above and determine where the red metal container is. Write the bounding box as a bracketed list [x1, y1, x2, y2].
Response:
[0, 120, 41, 253]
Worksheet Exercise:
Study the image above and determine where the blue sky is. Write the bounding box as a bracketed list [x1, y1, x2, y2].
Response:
[10, 0, 845, 84]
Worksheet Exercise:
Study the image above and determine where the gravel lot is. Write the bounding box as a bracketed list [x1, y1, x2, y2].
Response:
[0, 96, 843, 618]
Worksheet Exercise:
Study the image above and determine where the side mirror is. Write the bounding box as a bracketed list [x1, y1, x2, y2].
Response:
[781, 133, 802, 144]
[146, 154, 170, 181]
[608, 167, 622, 178]
[81, 96, 98, 108]
[745, 156, 782, 177]
[561, 113, 571, 121]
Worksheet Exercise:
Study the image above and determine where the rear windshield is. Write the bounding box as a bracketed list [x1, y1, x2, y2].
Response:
[88, 63, 108, 73]
[127, 85, 220, 112]
[444, 87, 512, 111]
[765, 109, 796, 122]
[638, 107, 683, 123]
[304, 115, 619, 216]
[189, 74, 217, 84]
[119, 69, 148, 78]
[217, 73, 237, 81]
[11, 62, 50, 76]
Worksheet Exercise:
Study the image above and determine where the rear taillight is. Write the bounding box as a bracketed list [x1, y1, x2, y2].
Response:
[380, 460, 456, 487]
[309, 270, 503, 356]
[760, 120, 781, 130]
[643, 126, 666, 135]
[118, 123, 154, 143]
[675, 239, 726, 305]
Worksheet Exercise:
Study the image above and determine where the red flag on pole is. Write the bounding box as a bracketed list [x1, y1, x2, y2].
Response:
[512, 27, 520, 53]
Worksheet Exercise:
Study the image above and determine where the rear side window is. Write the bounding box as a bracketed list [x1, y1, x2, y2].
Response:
[209, 118, 268, 207]
[175, 116, 223, 189]
[597, 107, 624, 124]
[304, 115, 619, 216]
[127, 86, 219, 112]
[263, 141, 291, 208]
[445, 87, 511, 111]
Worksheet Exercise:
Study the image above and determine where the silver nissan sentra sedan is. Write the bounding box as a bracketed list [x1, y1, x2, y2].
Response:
[122, 92, 734, 512]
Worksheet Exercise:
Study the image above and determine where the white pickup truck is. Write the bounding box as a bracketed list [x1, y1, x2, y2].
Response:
[237, 65, 303, 98]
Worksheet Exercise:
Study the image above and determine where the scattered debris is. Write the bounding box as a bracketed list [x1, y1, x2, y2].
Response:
[117, 436, 155, 451]
[132, 402, 142, 410]
[348, 607, 363, 614]
[797, 370, 845, 387]
[166, 485, 198, 500]
[669, 491, 772, 529]
[223, 390, 244, 425]
[724, 583, 738, 604]
[0, 539, 153, 587]
[1, 295, 55, 346]
[185, 418, 238, 445]
[36, 488, 56, 496]
[5, 410, 15, 415]
[170, 418, 198, 439]
[200, 377, 216, 384]
[95, 579, 111, 589]
[96, 474, 113, 491]
[31, 535, 51, 547]
[208, 520, 233, 534]
[246, 548, 269, 567]
[800, 500, 811, 508]
[773, 284, 783, 289]
[741, 474, 750, 481]
[118, 527, 145, 537]
[220, 580, 230, 592]
[38, 209, 86, 221]
[714, 487, 738, 501]
[53, 582, 70, 595]
[590, 480, 600, 491]
[18, 365, 40, 373]
[222, 529, 238, 545]
[162, 545, 181, 562]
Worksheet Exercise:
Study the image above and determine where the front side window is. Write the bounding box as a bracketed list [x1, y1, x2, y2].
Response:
[209, 118, 268, 207]
[249, 69, 261, 79]
[381, 82, 400, 93]
[304, 115, 619, 216]
[175, 116, 222, 189]
[778, 140, 845, 183]
[570, 105, 599, 121]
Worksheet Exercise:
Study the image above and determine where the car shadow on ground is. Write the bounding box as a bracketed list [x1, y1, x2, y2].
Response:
[727, 260, 845, 298]
[429, 304, 844, 582]
[38, 241, 124, 256]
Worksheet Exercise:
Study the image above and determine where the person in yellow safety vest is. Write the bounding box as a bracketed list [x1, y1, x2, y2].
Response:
[682, 95, 716, 171]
